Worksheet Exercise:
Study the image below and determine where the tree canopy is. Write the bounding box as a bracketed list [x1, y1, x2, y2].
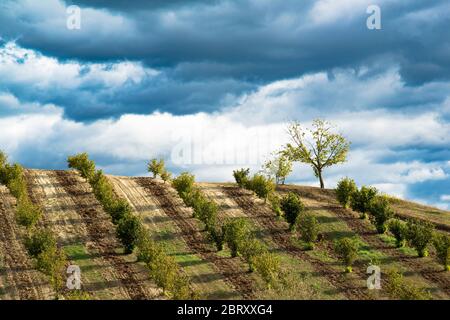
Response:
[283, 119, 350, 188]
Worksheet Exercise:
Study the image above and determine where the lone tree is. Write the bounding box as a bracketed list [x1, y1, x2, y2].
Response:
[283, 119, 350, 189]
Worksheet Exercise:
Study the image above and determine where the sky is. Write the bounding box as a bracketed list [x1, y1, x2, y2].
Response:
[0, 0, 449, 208]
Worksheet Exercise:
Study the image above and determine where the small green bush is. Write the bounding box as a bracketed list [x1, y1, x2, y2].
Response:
[432, 233, 450, 271]
[153, 254, 178, 295]
[240, 238, 266, 272]
[334, 237, 358, 273]
[0, 158, 28, 200]
[172, 172, 195, 195]
[172, 273, 196, 299]
[116, 214, 141, 254]
[247, 174, 275, 202]
[187, 189, 205, 215]
[15, 197, 42, 229]
[161, 170, 172, 183]
[368, 195, 394, 233]
[7, 175, 27, 199]
[90, 170, 116, 210]
[3, 163, 23, 184]
[388, 219, 408, 248]
[67, 153, 96, 181]
[223, 218, 252, 258]
[233, 168, 250, 188]
[406, 220, 433, 257]
[296, 213, 319, 250]
[195, 198, 218, 231]
[336, 177, 357, 209]
[268, 192, 282, 216]
[35, 246, 67, 294]
[208, 225, 224, 251]
[148, 159, 165, 178]
[253, 252, 280, 289]
[350, 186, 378, 219]
[136, 232, 160, 264]
[385, 269, 431, 300]
[280, 192, 305, 230]
[25, 229, 57, 258]
[108, 198, 132, 225]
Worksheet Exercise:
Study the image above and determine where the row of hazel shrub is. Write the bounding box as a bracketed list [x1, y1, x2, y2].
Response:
[0, 151, 71, 298]
[67, 153, 196, 298]
[336, 177, 449, 271]
[173, 172, 281, 289]
[234, 169, 321, 252]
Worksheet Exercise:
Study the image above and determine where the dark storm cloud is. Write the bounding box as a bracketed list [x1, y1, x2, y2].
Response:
[0, 0, 449, 122]
[1, 65, 255, 121]
[64, 0, 217, 11]
[1, 0, 447, 84]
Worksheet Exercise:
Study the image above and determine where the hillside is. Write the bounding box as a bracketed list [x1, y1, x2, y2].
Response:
[0, 170, 449, 300]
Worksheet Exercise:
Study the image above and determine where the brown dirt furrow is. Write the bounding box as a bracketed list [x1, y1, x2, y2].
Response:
[198, 184, 247, 219]
[0, 186, 52, 300]
[25, 170, 137, 299]
[317, 203, 450, 295]
[135, 178, 256, 299]
[53, 170, 151, 300]
[222, 186, 369, 300]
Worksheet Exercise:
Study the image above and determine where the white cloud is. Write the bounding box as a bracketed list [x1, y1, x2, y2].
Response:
[308, 0, 372, 25]
[440, 195, 450, 202]
[0, 42, 158, 90]
[372, 183, 408, 199]
[335, 111, 450, 147]
[0, 92, 20, 109]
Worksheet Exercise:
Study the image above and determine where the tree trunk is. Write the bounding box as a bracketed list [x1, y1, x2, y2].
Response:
[318, 170, 324, 189]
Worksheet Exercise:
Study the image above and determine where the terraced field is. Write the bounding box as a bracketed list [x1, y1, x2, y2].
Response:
[108, 176, 241, 299]
[0, 185, 52, 300]
[24, 170, 160, 300]
[0, 171, 448, 300]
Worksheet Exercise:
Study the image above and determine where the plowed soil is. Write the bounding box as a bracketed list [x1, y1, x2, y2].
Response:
[25, 169, 159, 300]
[221, 185, 370, 300]
[0, 186, 52, 300]
[136, 178, 257, 299]
[2, 169, 448, 300]
[108, 176, 239, 299]
[280, 185, 450, 296]
[198, 184, 247, 219]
